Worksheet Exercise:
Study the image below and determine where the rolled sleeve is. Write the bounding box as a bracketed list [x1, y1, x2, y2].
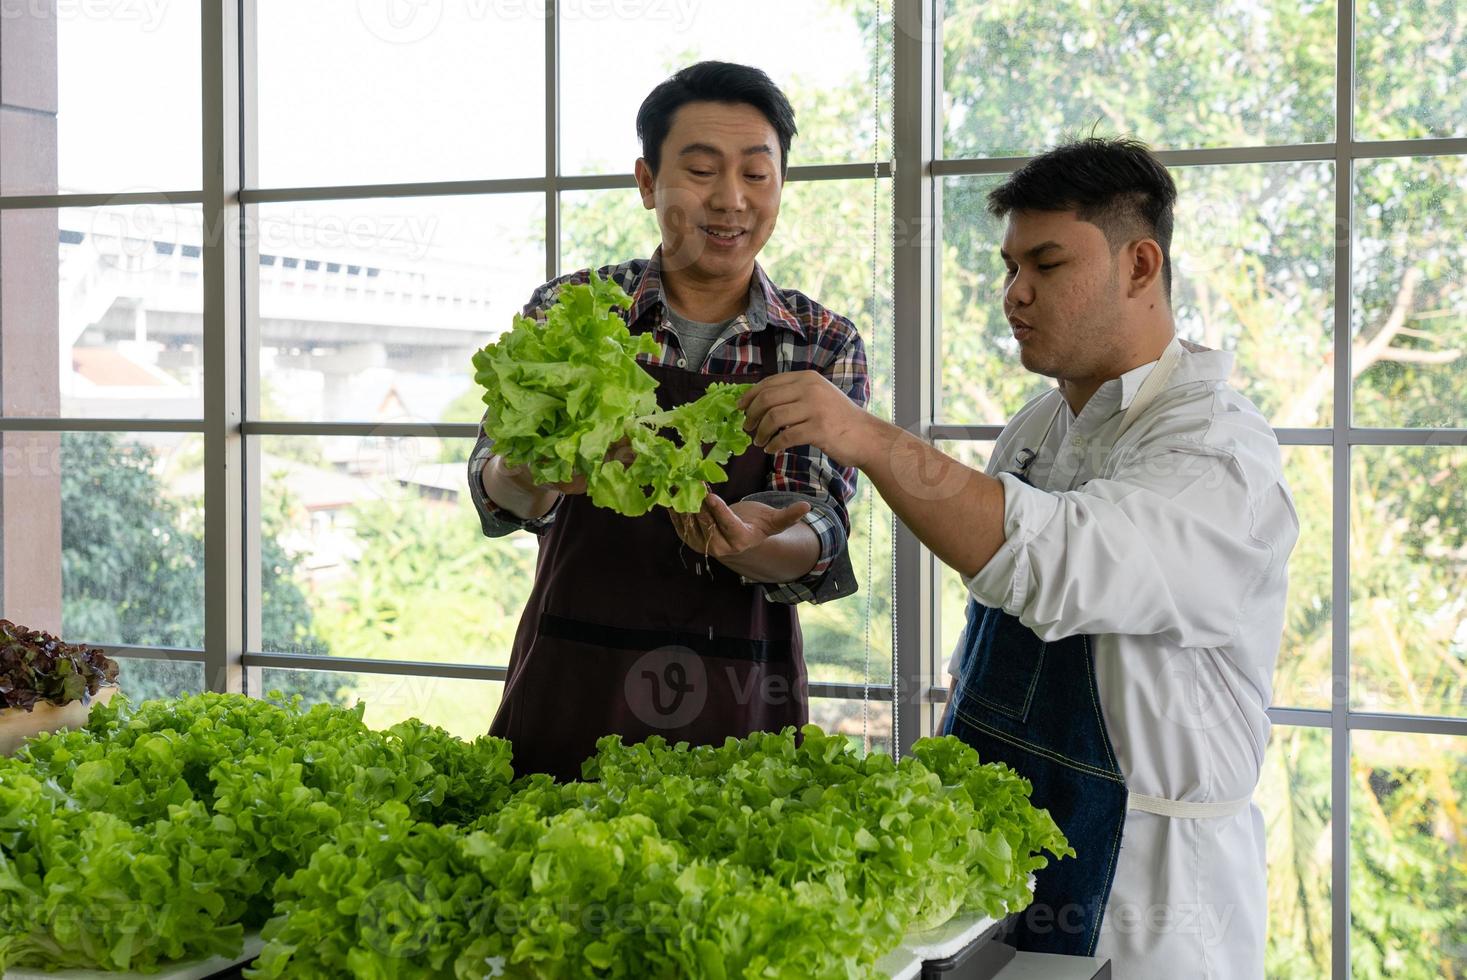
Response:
[466, 415, 562, 538]
[944, 474, 1063, 675]
[963, 472, 1061, 617]
[963, 443, 1286, 649]
[740, 490, 856, 605]
[738, 326, 868, 606]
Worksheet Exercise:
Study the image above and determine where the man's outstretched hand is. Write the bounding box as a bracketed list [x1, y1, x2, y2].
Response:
[737, 370, 877, 468]
[668, 492, 811, 559]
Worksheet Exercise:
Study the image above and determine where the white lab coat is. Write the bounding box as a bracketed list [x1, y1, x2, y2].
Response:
[947, 344, 1298, 979]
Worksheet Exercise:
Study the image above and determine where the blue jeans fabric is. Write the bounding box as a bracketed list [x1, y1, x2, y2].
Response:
[943, 595, 1129, 957]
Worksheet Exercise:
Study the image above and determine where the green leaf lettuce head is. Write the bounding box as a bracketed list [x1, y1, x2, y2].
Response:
[254, 728, 1070, 979]
[471, 270, 753, 516]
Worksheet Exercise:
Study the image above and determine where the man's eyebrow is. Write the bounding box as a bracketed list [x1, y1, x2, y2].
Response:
[998, 241, 1065, 262]
[677, 143, 775, 158]
[678, 142, 724, 158]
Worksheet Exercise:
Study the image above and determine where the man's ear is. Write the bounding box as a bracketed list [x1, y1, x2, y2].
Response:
[634, 158, 657, 211]
[1128, 238, 1165, 298]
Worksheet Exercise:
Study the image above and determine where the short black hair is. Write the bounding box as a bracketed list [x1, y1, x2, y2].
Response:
[987, 137, 1179, 299]
[636, 61, 797, 179]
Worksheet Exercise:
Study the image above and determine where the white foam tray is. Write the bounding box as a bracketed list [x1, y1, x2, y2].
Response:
[4, 878, 1033, 979]
[2, 933, 263, 980]
[879, 873, 1036, 978]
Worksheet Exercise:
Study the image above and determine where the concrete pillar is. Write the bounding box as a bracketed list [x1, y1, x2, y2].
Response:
[0, 4, 62, 633]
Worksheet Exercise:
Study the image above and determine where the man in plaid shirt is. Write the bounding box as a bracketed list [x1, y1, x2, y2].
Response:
[466, 61, 869, 779]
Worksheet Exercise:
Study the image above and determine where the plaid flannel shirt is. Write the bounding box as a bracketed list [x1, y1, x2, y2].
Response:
[467, 248, 869, 605]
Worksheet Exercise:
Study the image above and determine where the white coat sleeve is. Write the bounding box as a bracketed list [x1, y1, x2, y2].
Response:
[964, 439, 1290, 648]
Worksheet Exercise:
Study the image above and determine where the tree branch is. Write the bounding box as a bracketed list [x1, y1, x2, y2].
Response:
[1353, 266, 1424, 379]
[1376, 347, 1462, 366]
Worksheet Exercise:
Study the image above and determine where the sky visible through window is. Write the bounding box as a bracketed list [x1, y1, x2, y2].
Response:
[54, 2, 867, 194]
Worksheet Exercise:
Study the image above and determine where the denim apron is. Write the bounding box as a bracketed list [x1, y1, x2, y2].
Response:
[942, 340, 1250, 957]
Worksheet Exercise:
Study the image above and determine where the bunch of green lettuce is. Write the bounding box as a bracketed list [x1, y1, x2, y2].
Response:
[471, 271, 753, 516]
[0, 692, 516, 974]
[578, 727, 1073, 930]
[253, 728, 1070, 978]
[250, 799, 904, 980]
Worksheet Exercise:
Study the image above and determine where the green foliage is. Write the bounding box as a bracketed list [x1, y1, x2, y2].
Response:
[1349, 733, 1467, 979]
[60, 432, 207, 652]
[472, 271, 754, 516]
[1355, 0, 1467, 141]
[251, 726, 1067, 978]
[580, 728, 1072, 928]
[308, 495, 532, 668]
[58, 431, 341, 706]
[0, 692, 516, 973]
[940, 0, 1336, 157]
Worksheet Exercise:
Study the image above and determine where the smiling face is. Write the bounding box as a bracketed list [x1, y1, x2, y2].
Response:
[999, 209, 1133, 385]
[634, 100, 783, 284]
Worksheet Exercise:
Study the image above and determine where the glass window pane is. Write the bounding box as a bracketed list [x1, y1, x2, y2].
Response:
[940, 166, 1337, 427]
[254, 195, 544, 423]
[1350, 731, 1467, 977]
[800, 491, 893, 687]
[759, 177, 892, 332]
[1, 204, 205, 420]
[935, 441, 994, 681]
[256, 436, 534, 671]
[762, 178, 892, 687]
[114, 656, 206, 705]
[260, 668, 503, 743]
[1351, 446, 1467, 718]
[1355, 0, 1467, 141]
[560, 187, 660, 275]
[939, 175, 1051, 424]
[58, 432, 203, 647]
[559, 1, 886, 175]
[1352, 156, 1467, 428]
[941, 0, 1336, 159]
[256, 4, 544, 187]
[0, 431, 208, 647]
[1260, 725, 1332, 978]
[1172, 163, 1336, 428]
[1276, 446, 1332, 710]
[810, 696, 891, 758]
[1, 4, 200, 196]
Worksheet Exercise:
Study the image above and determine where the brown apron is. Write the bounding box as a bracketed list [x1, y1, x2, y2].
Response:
[488, 323, 806, 781]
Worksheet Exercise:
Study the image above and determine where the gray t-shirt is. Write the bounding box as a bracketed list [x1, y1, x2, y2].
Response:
[663, 305, 738, 371]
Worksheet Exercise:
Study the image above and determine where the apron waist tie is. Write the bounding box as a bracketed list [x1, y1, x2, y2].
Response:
[1126, 790, 1252, 819]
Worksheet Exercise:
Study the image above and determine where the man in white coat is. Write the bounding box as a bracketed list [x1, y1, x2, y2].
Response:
[731, 137, 1298, 977]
